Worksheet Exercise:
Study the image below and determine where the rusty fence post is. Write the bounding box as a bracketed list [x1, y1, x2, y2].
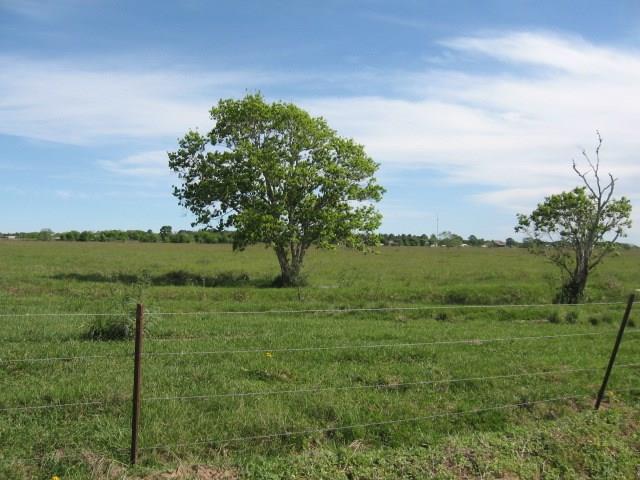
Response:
[130, 303, 144, 464]
[594, 292, 635, 410]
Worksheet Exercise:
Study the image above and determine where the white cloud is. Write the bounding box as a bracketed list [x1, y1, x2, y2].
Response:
[55, 189, 86, 199]
[441, 31, 640, 76]
[300, 32, 640, 234]
[0, 56, 288, 145]
[100, 150, 171, 177]
[0, 0, 68, 20]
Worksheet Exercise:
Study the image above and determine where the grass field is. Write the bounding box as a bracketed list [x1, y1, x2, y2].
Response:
[0, 241, 639, 479]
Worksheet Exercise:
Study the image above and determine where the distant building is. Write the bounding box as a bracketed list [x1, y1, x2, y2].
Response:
[492, 240, 506, 247]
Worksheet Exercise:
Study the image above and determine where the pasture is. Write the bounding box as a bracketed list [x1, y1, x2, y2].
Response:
[0, 241, 639, 479]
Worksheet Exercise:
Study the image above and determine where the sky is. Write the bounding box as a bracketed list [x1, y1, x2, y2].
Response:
[1, 0, 640, 242]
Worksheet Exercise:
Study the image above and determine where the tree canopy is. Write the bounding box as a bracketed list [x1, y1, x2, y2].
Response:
[168, 93, 384, 286]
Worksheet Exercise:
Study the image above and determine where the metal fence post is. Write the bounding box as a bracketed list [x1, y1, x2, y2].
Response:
[594, 293, 635, 410]
[130, 303, 144, 464]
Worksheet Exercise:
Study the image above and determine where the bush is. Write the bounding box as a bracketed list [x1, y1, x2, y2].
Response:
[601, 313, 615, 324]
[548, 310, 562, 324]
[84, 283, 151, 341]
[85, 314, 135, 341]
[434, 311, 449, 322]
[565, 310, 579, 324]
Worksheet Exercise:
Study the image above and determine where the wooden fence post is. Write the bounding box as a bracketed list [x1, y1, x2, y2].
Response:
[594, 293, 635, 410]
[130, 303, 144, 464]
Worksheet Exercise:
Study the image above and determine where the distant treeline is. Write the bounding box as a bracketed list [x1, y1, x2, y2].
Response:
[379, 232, 512, 247]
[1, 228, 636, 248]
[4, 227, 233, 244]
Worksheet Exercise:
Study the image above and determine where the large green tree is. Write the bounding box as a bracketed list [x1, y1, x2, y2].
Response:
[169, 93, 385, 286]
[515, 134, 632, 303]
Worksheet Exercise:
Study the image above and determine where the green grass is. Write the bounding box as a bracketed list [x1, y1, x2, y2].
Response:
[0, 241, 638, 479]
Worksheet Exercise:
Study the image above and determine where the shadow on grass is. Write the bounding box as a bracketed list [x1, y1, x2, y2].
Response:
[51, 270, 274, 288]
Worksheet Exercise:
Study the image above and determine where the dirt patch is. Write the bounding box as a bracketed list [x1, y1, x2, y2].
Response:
[82, 451, 127, 479]
[140, 464, 238, 480]
[81, 452, 236, 480]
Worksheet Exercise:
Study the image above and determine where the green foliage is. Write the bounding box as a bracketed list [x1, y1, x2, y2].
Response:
[516, 187, 632, 257]
[169, 93, 385, 286]
[159, 225, 173, 241]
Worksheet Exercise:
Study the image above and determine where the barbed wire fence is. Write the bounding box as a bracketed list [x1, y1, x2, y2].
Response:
[0, 294, 637, 466]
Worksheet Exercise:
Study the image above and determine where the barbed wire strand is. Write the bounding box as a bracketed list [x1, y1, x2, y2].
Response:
[146, 328, 640, 344]
[2, 446, 126, 467]
[137, 391, 612, 451]
[5, 388, 639, 465]
[3, 330, 633, 364]
[0, 301, 626, 319]
[0, 352, 132, 364]
[5, 364, 638, 413]
[0, 312, 129, 318]
[146, 301, 627, 318]
[144, 363, 640, 403]
[142, 331, 625, 358]
[0, 400, 108, 412]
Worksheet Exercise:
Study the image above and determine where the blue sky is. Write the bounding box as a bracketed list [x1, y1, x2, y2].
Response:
[1, 0, 640, 241]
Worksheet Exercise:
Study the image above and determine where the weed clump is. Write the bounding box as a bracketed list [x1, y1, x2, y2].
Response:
[601, 313, 614, 324]
[548, 311, 562, 324]
[85, 315, 135, 341]
[565, 310, 579, 324]
[84, 283, 151, 341]
[434, 311, 449, 322]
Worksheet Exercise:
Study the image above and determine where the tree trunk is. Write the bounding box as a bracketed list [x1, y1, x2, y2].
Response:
[557, 261, 589, 304]
[274, 244, 305, 287]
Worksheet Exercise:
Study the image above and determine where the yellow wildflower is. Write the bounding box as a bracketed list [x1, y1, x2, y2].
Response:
[265, 352, 273, 358]
[52, 476, 61, 480]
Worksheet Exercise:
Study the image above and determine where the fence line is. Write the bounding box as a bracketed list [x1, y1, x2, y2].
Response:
[5, 364, 637, 414]
[137, 391, 615, 451]
[142, 331, 627, 358]
[146, 301, 626, 318]
[0, 312, 129, 318]
[5, 387, 638, 466]
[3, 330, 636, 364]
[0, 400, 108, 412]
[145, 363, 640, 403]
[146, 327, 640, 344]
[0, 352, 132, 364]
[1, 295, 636, 467]
[0, 300, 626, 319]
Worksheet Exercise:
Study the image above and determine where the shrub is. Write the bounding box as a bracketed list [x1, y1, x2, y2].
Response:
[84, 283, 151, 341]
[548, 310, 562, 324]
[443, 290, 469, 305]
[85, 314, 135, 341]
[434, 311, 449, 322]
[565, 310, 579, 324]
[601, 313, 615, 324]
